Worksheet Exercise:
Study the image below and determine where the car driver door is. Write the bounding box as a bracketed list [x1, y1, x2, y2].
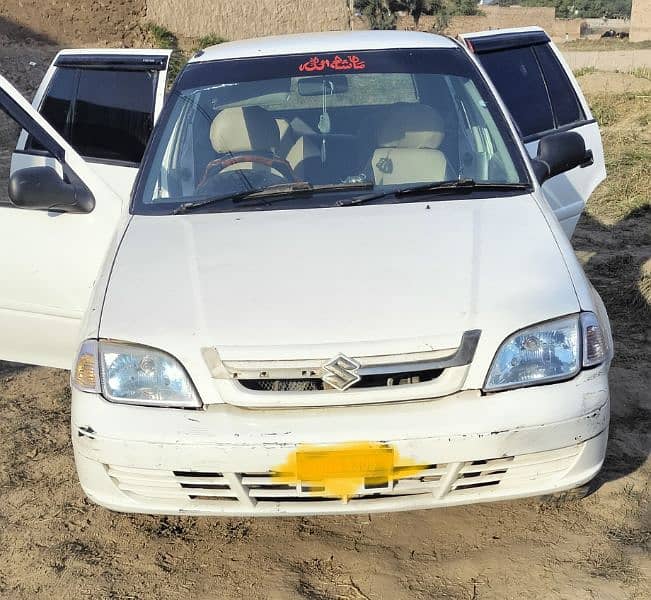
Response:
[0, 74, 125, 369]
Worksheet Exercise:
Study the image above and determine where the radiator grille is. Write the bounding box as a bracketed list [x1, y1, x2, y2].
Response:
[238, 368, 444, 392]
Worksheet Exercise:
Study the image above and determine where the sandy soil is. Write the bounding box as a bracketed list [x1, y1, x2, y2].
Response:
[0, 1, 146, 46]
[563, 49, 651, 72]
[577, 71, 651, 95]
[0, 40, 649, 600]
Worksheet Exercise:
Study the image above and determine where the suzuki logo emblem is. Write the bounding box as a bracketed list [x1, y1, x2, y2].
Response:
[322, 354, 361, 391]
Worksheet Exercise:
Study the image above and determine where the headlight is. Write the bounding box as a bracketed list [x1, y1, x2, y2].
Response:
[72, 340, 202, 408]
[484, 312, 609, 392]
[484, 315, 573, 392]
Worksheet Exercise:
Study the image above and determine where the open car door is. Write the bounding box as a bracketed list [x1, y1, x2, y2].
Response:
[459, 27, 606, 237]
[12, 49, 171, 202]
[0, 74, 125, 368]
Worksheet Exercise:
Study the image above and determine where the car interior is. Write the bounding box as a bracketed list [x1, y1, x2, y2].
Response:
[158, 71, 519, 201]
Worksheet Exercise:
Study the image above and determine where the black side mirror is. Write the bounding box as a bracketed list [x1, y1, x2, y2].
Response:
[8, 166, 95, 214]
[531, 131, 594, 185]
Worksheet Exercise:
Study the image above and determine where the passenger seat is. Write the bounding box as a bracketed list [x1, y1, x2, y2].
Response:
[275, 118, 297, 158]
[370, 104, 447, 185]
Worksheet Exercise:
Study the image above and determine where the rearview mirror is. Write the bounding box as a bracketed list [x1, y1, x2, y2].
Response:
[9, 166, 95, 214]
[531, 131, 594, 184]
[297, 75, 349, 96]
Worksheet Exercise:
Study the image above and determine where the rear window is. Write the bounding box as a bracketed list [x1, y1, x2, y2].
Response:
[28, 67, 158, 164]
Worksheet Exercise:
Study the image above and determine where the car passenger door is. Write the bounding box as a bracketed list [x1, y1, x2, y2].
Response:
[0, 74, 129, 369]
[460, 27, 606, 237]
[12, 49, 171, 202]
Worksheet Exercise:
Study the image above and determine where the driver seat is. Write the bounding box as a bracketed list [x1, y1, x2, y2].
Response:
[205, 106, 292, 181]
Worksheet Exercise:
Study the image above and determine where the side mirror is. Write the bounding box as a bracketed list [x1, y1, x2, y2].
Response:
[9, 166, 95, 214]
[531, 131, 594, 185]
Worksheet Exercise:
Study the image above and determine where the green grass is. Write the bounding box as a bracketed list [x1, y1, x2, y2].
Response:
[145, 23, 177, 50]
[574, 66, 597, 77]
[145, 23, 186, 83]
[562, 38, 651, 51]
[145, 24, 228, 83]
[627, 67, 651, 81]
[575, 67, 651, 82]
[586, 92, 651, 221]
[194, 34, 228, 51]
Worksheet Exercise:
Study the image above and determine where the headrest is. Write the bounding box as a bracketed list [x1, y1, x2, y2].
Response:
[210, 106, 280, 154]
[376, 104, 445, 150]
[275, 117, 292, 140]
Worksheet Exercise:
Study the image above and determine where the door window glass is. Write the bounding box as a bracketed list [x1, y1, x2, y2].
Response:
[534, 45, 585, 127]
[27, 67, 76, 153]
[72, 69, 157, 163]
[477, 46, 554, 138]
[28, 67, 157, 164]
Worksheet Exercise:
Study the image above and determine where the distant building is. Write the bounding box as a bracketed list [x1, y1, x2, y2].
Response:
[630, 0, 650, 42]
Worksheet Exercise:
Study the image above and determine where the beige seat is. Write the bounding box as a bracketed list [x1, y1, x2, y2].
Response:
[370, 104, 447, 186]
[206, 106, 291, 180]
[275, 117, 298, 158]
[285, 135, 321, 181]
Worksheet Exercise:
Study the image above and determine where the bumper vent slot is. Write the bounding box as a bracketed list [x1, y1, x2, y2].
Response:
[104, 443, 581, 509]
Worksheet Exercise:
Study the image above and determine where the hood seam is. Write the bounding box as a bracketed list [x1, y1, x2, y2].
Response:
[97, 214, 135, 338]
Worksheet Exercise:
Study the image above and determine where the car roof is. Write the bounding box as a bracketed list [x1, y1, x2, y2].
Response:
[190, 30, 458, 63]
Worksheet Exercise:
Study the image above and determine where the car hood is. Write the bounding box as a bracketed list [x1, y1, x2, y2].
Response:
[101, 196, 578, 363]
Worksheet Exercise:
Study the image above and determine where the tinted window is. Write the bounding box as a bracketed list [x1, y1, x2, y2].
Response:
[27, 68, 76, 152]
[29, 67, 157, 164]
[477, 46, 554, 138]
[72, 69, 157, 163]
[534, 45, 585, 127]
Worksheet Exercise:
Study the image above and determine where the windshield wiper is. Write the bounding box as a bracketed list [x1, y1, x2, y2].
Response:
[173, 182, 312, 214]
[337, 179, 531, 207]
[173, 181, 374, 214]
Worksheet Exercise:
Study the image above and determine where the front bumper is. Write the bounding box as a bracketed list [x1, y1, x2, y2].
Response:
[71, 368, 610, 516]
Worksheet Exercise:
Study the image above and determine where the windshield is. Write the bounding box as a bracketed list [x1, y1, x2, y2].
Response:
[134, 48, 530, 214]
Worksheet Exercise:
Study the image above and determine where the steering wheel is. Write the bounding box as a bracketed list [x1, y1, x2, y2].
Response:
[198, 154, 296, 193]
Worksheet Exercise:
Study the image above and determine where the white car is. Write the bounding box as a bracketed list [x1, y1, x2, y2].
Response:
[0, 28, 612, 516]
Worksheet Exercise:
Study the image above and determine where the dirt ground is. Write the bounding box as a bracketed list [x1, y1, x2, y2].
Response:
[0, 1, 147, 46]
[0, 36, 649, 600]
[576, 71, 651, 95]
[563, 49, 651, 72]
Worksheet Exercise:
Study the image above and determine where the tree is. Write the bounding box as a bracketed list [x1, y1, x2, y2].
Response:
[388, 0, 481, 29]
[430, 1, 450, 32]
[452, 0, 482, 15]
[496, 1, 632, 19]
[390, 1, 433, 25]
[355, 0, 397, 29]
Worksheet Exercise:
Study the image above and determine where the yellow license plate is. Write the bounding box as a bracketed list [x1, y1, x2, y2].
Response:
[295, 444, 395, 482]
[273, 442, 422, 500]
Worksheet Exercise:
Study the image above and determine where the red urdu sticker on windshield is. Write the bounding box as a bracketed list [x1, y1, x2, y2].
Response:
[299, 55, 366, 73]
